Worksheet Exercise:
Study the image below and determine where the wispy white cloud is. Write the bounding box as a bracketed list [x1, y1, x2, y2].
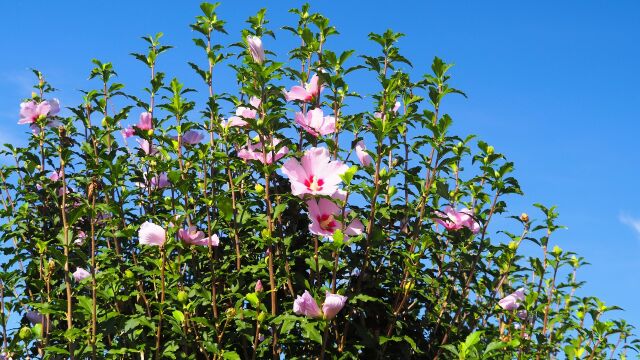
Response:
[620, 213, 640, 237]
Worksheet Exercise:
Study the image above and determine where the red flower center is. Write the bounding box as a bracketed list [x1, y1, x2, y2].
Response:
[304, 175, 324, 192]
[317, 214, 337, 232]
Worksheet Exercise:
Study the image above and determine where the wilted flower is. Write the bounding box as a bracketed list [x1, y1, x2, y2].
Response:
[138, 221, 166, 247]
[498, 288, 525, 311]
[281, 147, 348, 197]
[306, 198, 363, 239]
[355, 141, 372, 167]
[246, 35, 264, 64]
[435, 206, 480, 234]
[18, 98, 60, 125]
[136, 112, 153, 130]
[238, 138, 288, 164]
[72, 267, 91, 282]
[295, 108, 336, 137]
[284, 74, 322, 102]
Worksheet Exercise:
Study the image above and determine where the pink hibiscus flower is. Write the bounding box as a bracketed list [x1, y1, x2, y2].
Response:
[306, 197, 363, 238]
[284, 74, 322, 102]
[294, 108, 336, 137]
[281, 147, 348, 197]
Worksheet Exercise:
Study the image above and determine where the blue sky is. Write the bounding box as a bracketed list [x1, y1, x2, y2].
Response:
[1, 0, 639, 327]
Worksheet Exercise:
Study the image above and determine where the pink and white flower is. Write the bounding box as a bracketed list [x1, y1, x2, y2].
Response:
[295, 108, 336, 137]
[238, 138, 289, 165]
[284, 74, 322, 102]
[435, 206, 480, 234]
[306, 198, 363, 238]
[281, 147, 348, 197]
[178, 226, 219, 246]
[138, 221, 166, 247]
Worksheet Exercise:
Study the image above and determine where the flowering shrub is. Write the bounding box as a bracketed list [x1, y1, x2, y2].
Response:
[0, 3, 637, 359]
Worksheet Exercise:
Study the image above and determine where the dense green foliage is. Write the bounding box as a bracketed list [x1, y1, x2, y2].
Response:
[0, 3, 637, 359]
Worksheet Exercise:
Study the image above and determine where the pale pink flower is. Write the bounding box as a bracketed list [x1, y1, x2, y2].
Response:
[173, 130, 204, 145]
[393, 101, 401, 113]
[178, 226, 204, 243]
[226, 97, 261, 127]
[247, 35, 264, 64]
[255, 280, 263, 293]
[72, 267, 91, 282]
[374, 100, 401, 119]
[180, 228, 219, 246]
[281, 147, 348, 197]
[137, 138, 158, 155]
[121, 126, 135, 139]
[435, 206, 480, 233]
[138, 221, 166, 246]
[306, 198, 363, 238]
[238, 138, 289, 164]
[18, 99, 60, 125]
[322, 292, 347, 320]
[293, 290, 323, 318]
[295, 108, 336, 137]
[74, 231, 87, 246]
[284, 74, 322, 102]
[150, 173, 170, 189]
[136, 112, 153, 130]
[49, 170, 63, 182]
[498, 288, 525, 311]
[355, 141, 371, 167]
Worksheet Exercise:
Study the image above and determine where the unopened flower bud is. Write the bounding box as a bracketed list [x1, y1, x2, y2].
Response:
[257, 311, 266, 323]
[177, 290, 188, 303]
[255, 280, 264, 293]
[226, 307, 237, 317]
[508, 241, 519, 250]
[19, 326, 32, 340]
[254, 183, 265, 195]
[552, 245, 562, 255]
[47, 259, 55, 273]
[520, 213, 529, 223]
[487, 145, 494, 155]
[124, 269, 134, 279]
[147, 129, 154, 136]
[388, 186, 397, 197]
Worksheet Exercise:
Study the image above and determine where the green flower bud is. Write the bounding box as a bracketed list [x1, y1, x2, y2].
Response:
[19, 326, 32, 340]
[124, 269, 134, 279]
[257, 311, 266, 323]
[254, 183, 265, 195]
[177, 290, 188, 303]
